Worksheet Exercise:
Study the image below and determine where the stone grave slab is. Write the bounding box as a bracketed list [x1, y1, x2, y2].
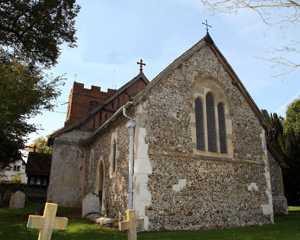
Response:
[9, 191, 25, 209]
[82, 193, 100, 218]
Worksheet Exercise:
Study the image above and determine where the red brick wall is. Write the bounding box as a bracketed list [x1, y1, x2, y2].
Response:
[65, 82, 116, 127]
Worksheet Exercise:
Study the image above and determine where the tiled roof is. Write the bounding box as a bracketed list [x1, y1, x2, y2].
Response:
[26, 152, 52, 174]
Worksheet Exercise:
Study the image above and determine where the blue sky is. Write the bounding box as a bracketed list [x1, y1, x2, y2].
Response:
[27, 0, 300, 145]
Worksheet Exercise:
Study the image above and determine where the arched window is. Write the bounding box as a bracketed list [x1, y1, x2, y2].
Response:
[206, 93, 217, 152]
[112, 139, 117, 172]
[218, 103, 227, 153]
[195, 98, 205, 151]
[191, 78, 232, 157]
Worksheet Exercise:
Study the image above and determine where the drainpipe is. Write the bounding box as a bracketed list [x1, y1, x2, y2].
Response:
[123, 105, 135, 210]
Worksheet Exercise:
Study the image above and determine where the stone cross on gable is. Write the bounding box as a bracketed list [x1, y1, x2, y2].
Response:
[27, 203, 68, 240]
[119, 209, 144, 240]
[137, 59, 146, 73]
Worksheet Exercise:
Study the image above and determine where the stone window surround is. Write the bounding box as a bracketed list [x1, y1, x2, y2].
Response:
[109, 132, 119, 178]
[190, 77, 233, 158]
[94, 156, 105, 212]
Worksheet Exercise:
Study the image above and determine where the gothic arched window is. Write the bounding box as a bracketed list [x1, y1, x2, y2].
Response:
[206, 93, 217, 152]
[195, 98, 205, 151]
[191, 78, 232, 157]
[218, 103, 227, 153]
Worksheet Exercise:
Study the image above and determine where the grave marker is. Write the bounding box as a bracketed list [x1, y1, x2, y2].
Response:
[9, 191, 25, 209]
[27, 202, 68, 240]
[119, 209, 144, 240]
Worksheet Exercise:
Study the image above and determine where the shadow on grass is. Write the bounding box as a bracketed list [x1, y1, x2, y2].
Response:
[1, 203, 300, 240]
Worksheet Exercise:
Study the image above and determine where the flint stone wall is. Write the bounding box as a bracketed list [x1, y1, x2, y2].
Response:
[268, 150, 288, 214]
[140, 44, 273, 230]
[47, 130, 91, 207]
[84, 112, 132, 220]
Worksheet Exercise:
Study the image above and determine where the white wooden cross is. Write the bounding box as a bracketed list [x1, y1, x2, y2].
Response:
[27, 203, 68, 240]
[119, 209, 144, 240]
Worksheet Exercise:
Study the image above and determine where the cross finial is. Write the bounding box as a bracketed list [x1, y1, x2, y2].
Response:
[202, 20, 212, 33]
[33, 145, 37, 152]
[137, 59, 146, 73]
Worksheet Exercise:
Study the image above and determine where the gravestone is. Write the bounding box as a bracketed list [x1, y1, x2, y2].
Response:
[3, 189, 11, 204]
[82, 193, 100, 218]
[27, 202, 68, 240]
[9, 191, 25, 209]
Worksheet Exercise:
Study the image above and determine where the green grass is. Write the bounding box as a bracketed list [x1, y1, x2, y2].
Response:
[0, 203, 299, 240]
[289, 206, 300, 212]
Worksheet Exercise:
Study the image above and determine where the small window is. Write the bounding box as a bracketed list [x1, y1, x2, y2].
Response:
[13, 165, 20, 172]
[29, 177, 35, 185]
[36, 178, 41, 185]
[112, 139, 117, 172]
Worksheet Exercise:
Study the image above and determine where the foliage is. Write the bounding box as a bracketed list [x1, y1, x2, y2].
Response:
[27, 133, 55, 154]
[285, 99, 300, 138]
[262, 100, 300, 205]
[0, 0, 80, 168]
[0, 51, 65, 168]
[10, 173, 22, 184]
[200, 0, 300, 76]
[282, 99, 300, 206]
[0, 203, 300, 240]
[0, 0, 80, 66]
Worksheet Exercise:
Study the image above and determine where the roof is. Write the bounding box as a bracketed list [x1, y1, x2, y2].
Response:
[26, 152, 52, 175]
[267, 140, 288, 168]
[48, 72, 149, 146]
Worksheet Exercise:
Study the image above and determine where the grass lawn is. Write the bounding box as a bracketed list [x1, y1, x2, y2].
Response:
[0, 203, 299, 240]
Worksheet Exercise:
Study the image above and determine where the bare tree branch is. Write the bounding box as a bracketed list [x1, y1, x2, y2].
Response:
[201, 0, 300, 76]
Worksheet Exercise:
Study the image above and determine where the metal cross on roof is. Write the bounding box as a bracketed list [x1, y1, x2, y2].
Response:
[137, 59, 146, 73]
[202, 20, 212, 33]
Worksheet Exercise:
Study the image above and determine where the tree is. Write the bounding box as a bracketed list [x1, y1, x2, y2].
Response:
[282, 99, 300, 205]
[0, 0, 80, 168]
[200, 0, 300, 76]
[285, 99, 300, 138]
[0, 0, 80, 66]
[27, 133, 54, 154]
[261, 109, 285, 156]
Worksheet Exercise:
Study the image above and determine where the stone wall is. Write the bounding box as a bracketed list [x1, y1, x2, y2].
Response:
[268, 150, 288, 214]
[47, 130, 91, 207]
[136, 44, 273, 230]
[84, 112, 133, 220]
[146, 156, 270, 230]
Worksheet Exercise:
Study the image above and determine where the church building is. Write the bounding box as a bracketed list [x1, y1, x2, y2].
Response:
[47, 33, 288, 231]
